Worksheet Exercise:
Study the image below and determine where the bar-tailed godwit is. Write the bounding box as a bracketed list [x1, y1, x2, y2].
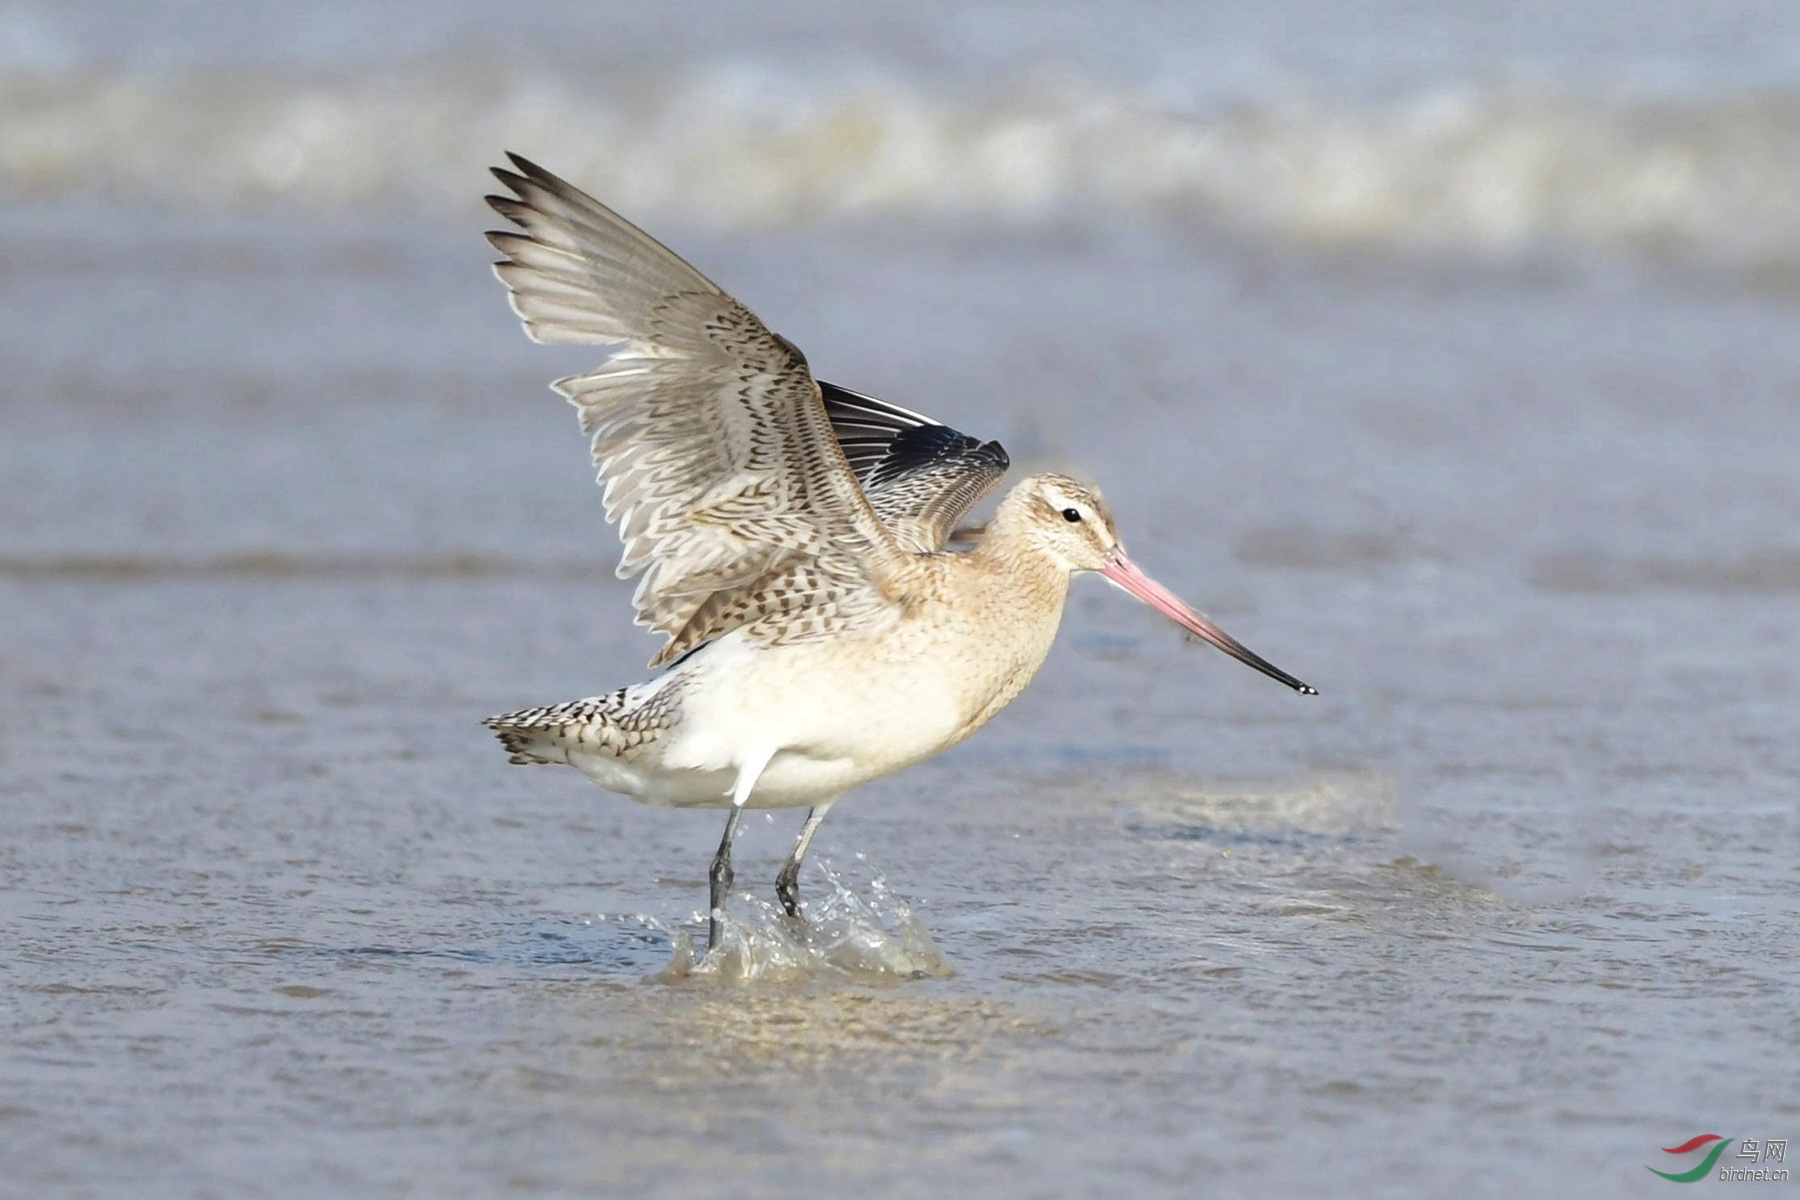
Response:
[480, 155, 1316, 949]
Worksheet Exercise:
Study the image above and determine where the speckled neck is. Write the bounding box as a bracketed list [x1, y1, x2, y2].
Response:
[966, 483, 1073, 614]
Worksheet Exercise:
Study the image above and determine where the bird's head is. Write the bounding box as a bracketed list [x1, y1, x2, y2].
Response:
[995, 473, 1318, 696]
[1004, 473, 1122, 573]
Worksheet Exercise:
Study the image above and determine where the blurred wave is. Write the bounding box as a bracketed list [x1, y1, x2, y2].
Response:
[5, 57, 1800, 272]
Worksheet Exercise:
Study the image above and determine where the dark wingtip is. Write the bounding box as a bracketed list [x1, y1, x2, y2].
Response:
[489, 166, 529, 197]
[484, 193, 527, 224]
[505, 153, 569, 197]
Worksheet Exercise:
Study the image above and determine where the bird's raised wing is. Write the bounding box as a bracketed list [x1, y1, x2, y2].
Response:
[486, 154, 908, 667]
[819, 382, 1010, 553]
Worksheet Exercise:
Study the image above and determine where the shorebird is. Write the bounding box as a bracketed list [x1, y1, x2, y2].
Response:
[480, 154, 1316, 949]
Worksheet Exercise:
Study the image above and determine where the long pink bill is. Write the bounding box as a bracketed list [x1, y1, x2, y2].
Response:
[1099, 552, 1318, 695]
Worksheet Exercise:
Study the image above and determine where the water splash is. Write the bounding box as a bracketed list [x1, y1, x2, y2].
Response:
[653, 861, 951, 985]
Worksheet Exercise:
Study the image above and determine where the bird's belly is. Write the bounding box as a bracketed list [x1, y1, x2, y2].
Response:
[656, 633, 1005, 805]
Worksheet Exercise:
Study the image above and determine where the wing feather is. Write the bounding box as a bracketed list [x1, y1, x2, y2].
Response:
[818, 382, 1009, 552]
[486, 154, 907, 666]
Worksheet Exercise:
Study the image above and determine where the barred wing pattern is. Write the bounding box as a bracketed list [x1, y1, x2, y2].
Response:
[486, 154, 907, 667]
[819, 382, 1010, 553]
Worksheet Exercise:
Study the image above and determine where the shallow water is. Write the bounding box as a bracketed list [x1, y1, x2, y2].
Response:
[4, 5, 1800, 1197]
[5, 210, 1797, 1197]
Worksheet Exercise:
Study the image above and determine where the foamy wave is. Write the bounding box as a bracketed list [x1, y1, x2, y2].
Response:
[6, 58, 1800, 269]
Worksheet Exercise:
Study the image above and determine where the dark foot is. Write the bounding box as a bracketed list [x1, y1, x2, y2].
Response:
[776, 869, 802, 920]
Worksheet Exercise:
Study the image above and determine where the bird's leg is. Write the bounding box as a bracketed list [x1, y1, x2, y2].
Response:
[776, 800, 836, 919]
[707, 806, 744, 951]
[708, 747, 777, 952]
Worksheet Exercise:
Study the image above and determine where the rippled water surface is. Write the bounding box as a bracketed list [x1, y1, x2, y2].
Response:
[4, 4, 1800, 1197]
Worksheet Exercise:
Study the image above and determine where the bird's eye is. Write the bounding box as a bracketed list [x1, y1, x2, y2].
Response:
[1062, 507, 1082, 523]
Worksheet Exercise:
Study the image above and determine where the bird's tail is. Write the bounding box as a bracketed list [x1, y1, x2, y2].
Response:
[482, 687, 669, 766]
[482, 709, 575, 765]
